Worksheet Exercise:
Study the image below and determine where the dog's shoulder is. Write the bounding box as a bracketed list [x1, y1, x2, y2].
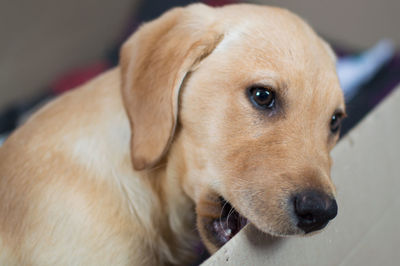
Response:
[0, 68, 151, 264]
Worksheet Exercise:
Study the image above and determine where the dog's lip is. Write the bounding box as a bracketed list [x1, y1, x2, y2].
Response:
[203, 196, 248, 248]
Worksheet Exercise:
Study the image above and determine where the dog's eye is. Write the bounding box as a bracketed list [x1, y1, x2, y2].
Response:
[249, 86, 275, 109]
[330, 112, 344, 134]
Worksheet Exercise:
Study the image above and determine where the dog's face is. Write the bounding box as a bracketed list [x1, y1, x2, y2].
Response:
[121, 4, 345, 253]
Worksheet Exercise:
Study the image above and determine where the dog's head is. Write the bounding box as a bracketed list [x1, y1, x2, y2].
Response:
[120, 4, 345, 253]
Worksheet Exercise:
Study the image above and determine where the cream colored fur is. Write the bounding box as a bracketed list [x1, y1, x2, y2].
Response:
[0, 3, 344, 265]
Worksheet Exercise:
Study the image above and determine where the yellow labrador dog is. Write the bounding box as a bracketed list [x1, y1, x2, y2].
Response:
[0, 3, 345, 265]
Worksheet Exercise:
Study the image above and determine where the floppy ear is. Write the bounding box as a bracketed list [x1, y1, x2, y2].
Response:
[120, 5, 223, 170]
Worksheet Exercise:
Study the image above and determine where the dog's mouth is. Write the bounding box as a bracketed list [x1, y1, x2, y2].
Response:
[198, 190, 338, 252]
[200, 196, 248, 248]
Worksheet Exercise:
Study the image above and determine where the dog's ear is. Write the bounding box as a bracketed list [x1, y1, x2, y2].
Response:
[120, 5, 223, 170]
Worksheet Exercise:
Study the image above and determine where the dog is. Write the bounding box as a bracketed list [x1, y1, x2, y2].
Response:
[0, 3, 345, 265]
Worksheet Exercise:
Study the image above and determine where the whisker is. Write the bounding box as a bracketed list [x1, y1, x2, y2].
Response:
[219, 199, 230, 236]
[225, 205, 236, 230]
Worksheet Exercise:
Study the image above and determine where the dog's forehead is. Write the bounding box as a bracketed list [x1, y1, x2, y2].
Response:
[210, 6, 343, 109]
[214, 8, 332, 69]
[216, 7, 314, 44]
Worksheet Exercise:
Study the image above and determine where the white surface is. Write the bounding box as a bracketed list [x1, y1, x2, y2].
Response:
[337, 40, 395, 101]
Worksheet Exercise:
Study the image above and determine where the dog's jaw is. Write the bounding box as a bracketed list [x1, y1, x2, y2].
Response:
[195, 193, 248, 252]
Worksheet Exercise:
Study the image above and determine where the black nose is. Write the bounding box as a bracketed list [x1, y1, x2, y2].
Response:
[294, 190, 338, 233]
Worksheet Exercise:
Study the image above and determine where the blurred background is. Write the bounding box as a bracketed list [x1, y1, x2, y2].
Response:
[1, 0, 399, 141]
